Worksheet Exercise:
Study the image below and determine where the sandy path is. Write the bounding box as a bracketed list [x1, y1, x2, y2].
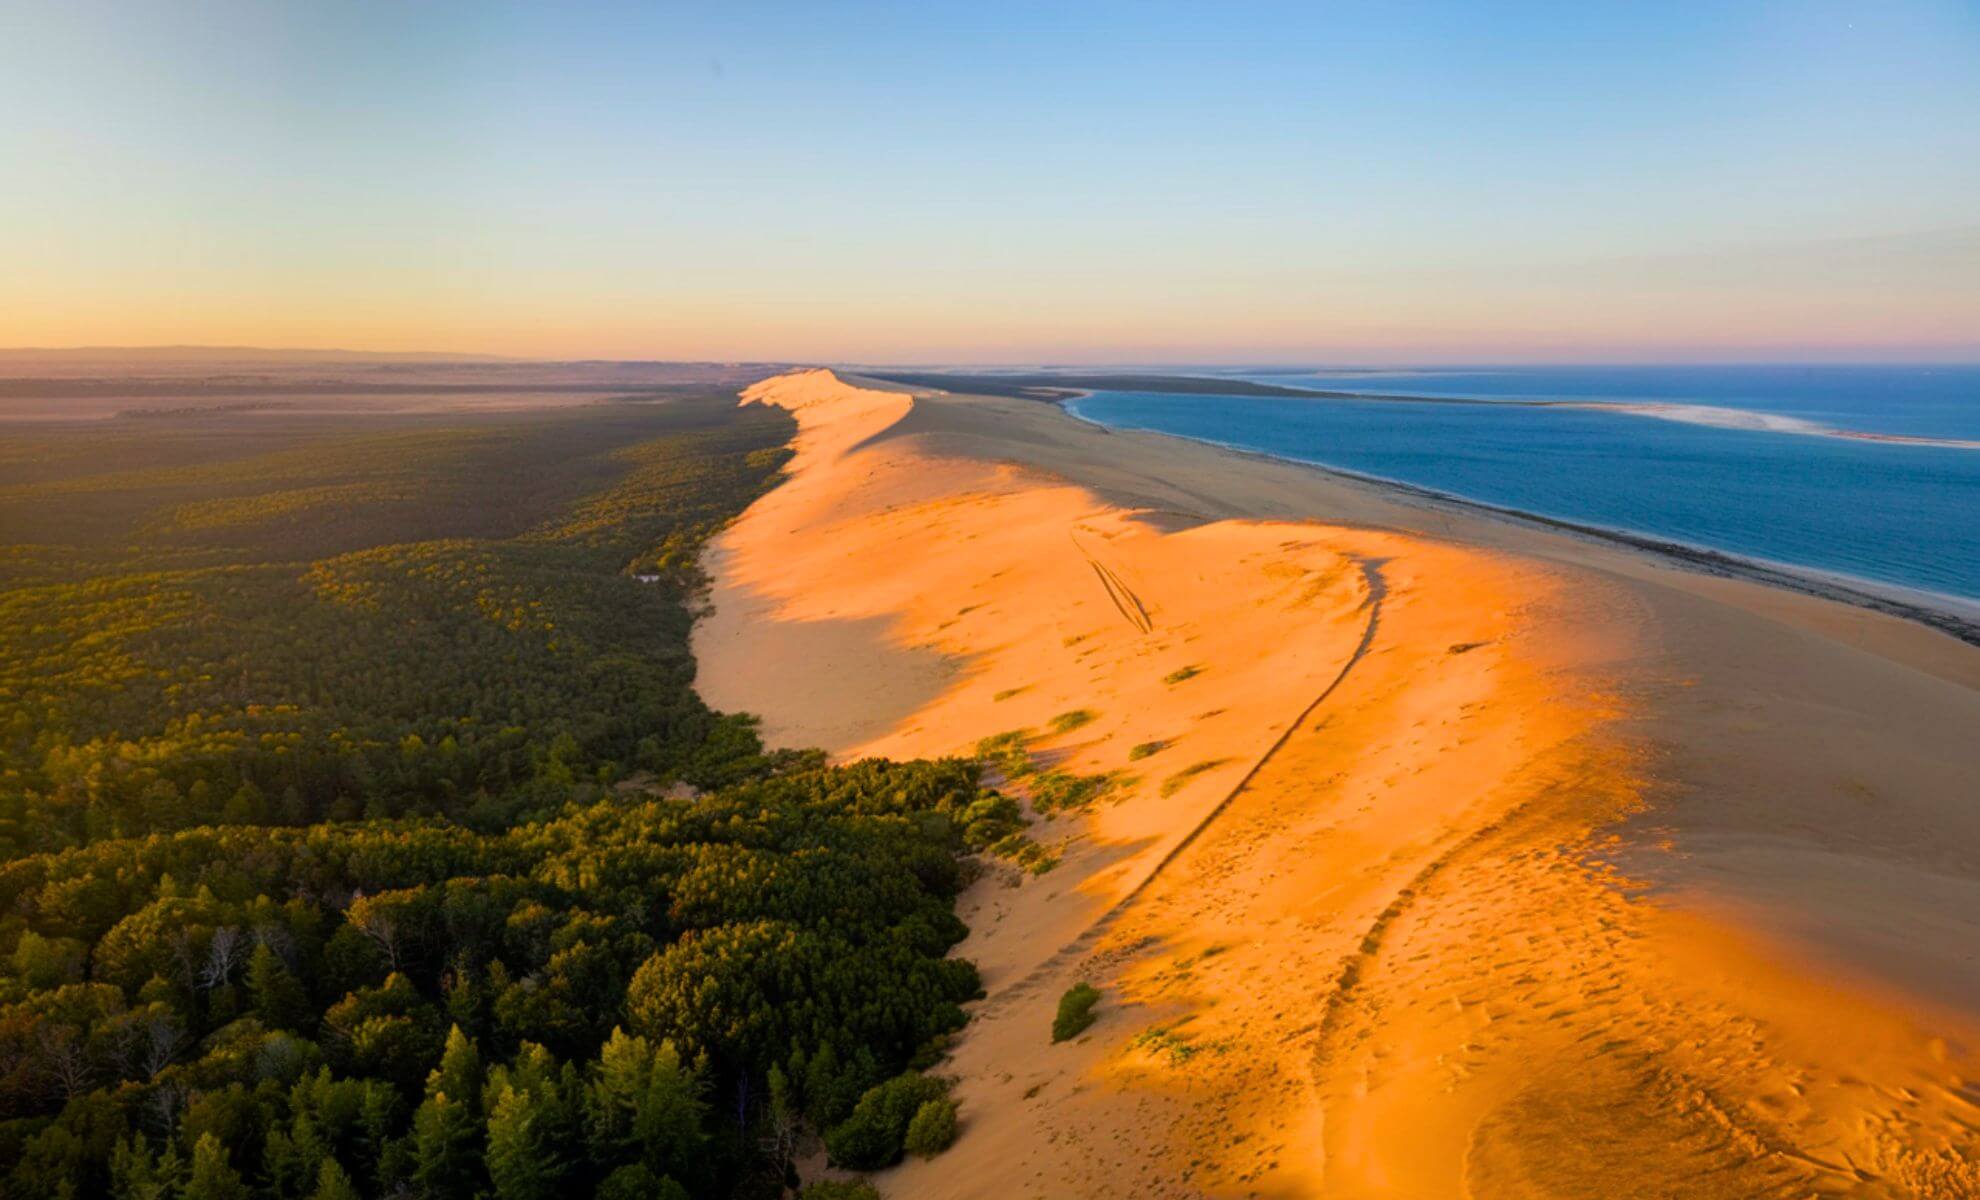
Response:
[693, 370, 1980, 1198]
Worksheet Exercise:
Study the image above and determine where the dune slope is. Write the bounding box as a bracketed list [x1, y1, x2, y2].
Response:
[693, 369, 1980, 1199]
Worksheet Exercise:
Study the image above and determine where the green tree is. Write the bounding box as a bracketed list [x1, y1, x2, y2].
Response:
[258, 1125, 324, 1200]
[429, 1025, 484, 1115]
[801, 1041, 861, 1127]
[411, 1092, 481, 1199]
[181, 1135, 248, 1200]
[109, 1136, 182, 1200]
[484, 1049, 570, 1200]
[596, 1165, 689, 1200]
[411, 1028, 486, 1198]
[487, 1083, 555, 1200]
[903, 1096, 958, 1157]
[483, 1077, 562, 1200]
[583, 1027, 706, 1180]
[308, 1159, 361, 1200]
[824, 1073, 948, 1170]
[11, 930, 85, 988]
[222, 781, 266, 825]
[322, 972, 446, 1091]
[247, 942, 309, 1030]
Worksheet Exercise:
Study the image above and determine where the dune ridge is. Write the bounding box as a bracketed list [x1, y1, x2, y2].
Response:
[694, 369, 1980, 1198]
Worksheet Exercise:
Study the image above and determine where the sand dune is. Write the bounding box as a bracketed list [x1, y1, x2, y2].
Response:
[693, 369, 1980, 1198]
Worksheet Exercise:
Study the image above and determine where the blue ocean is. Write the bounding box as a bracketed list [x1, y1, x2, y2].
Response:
[1064, 366, 1980, 604]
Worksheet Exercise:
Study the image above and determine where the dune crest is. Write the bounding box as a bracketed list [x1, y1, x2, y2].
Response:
[694, 370, 1980, 1198]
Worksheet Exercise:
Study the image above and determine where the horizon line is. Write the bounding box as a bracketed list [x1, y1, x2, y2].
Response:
[3, 344, 1979, 371]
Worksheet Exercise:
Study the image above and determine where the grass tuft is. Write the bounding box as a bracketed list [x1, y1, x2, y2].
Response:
[1160, 758, 1231, 798]
[1129, 1023, 1230, 1065]
[1047, 708, 1097, 735]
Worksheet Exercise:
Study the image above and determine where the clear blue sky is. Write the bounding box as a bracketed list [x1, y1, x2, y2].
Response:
[3, 0, 1977, 362]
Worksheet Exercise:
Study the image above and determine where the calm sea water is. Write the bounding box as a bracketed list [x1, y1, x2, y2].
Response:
[1065, 366, 1980, 604]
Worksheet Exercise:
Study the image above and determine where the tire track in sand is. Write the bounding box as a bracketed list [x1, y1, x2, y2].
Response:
[1071, 532, 1155, 634]
[978, 553, 1387, 1015]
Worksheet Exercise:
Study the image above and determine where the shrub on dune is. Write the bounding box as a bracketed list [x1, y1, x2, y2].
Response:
[825, 1072, 950, 1169]
[1053, 982, 1102, 1042]
[904, 1095, 960, 1157]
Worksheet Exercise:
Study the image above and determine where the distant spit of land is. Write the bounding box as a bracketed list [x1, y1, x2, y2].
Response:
[862, 369, 1320, 400]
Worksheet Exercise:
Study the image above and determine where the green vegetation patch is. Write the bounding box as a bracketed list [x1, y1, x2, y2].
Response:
[974, 728, 1130, 816]
[904, 1095, 960, 1157]
[974, 729, 1033, 780]
[954, 790, 1055, 872]
[1162, 664, 1203, 685]
[1130, 1022, 1234, 1065]
[1161, 758, 1234, 798]
[1046, 708, 1097, 735]
[824, 1072, 951, 1169]
[1029, 768, 1128, 812]
[1127, 739, 1169, 761]
[1053, 982, 1103, 1042]
[988, 833, 1060, 875]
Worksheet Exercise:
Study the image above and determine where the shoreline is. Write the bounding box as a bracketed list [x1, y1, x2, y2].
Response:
[864, 367, 1980, 450]
[1046, 391, 1980, 648]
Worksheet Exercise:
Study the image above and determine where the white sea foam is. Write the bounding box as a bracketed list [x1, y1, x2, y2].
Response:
[1576, 402, 1830, 434]
[1581, 402, 1980, 448]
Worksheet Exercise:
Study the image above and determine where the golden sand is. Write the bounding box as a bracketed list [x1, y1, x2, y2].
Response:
[693, 370, 1980, 1198]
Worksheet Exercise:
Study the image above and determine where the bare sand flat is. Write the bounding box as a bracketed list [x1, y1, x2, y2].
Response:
[693, 369, 1980, 1198]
